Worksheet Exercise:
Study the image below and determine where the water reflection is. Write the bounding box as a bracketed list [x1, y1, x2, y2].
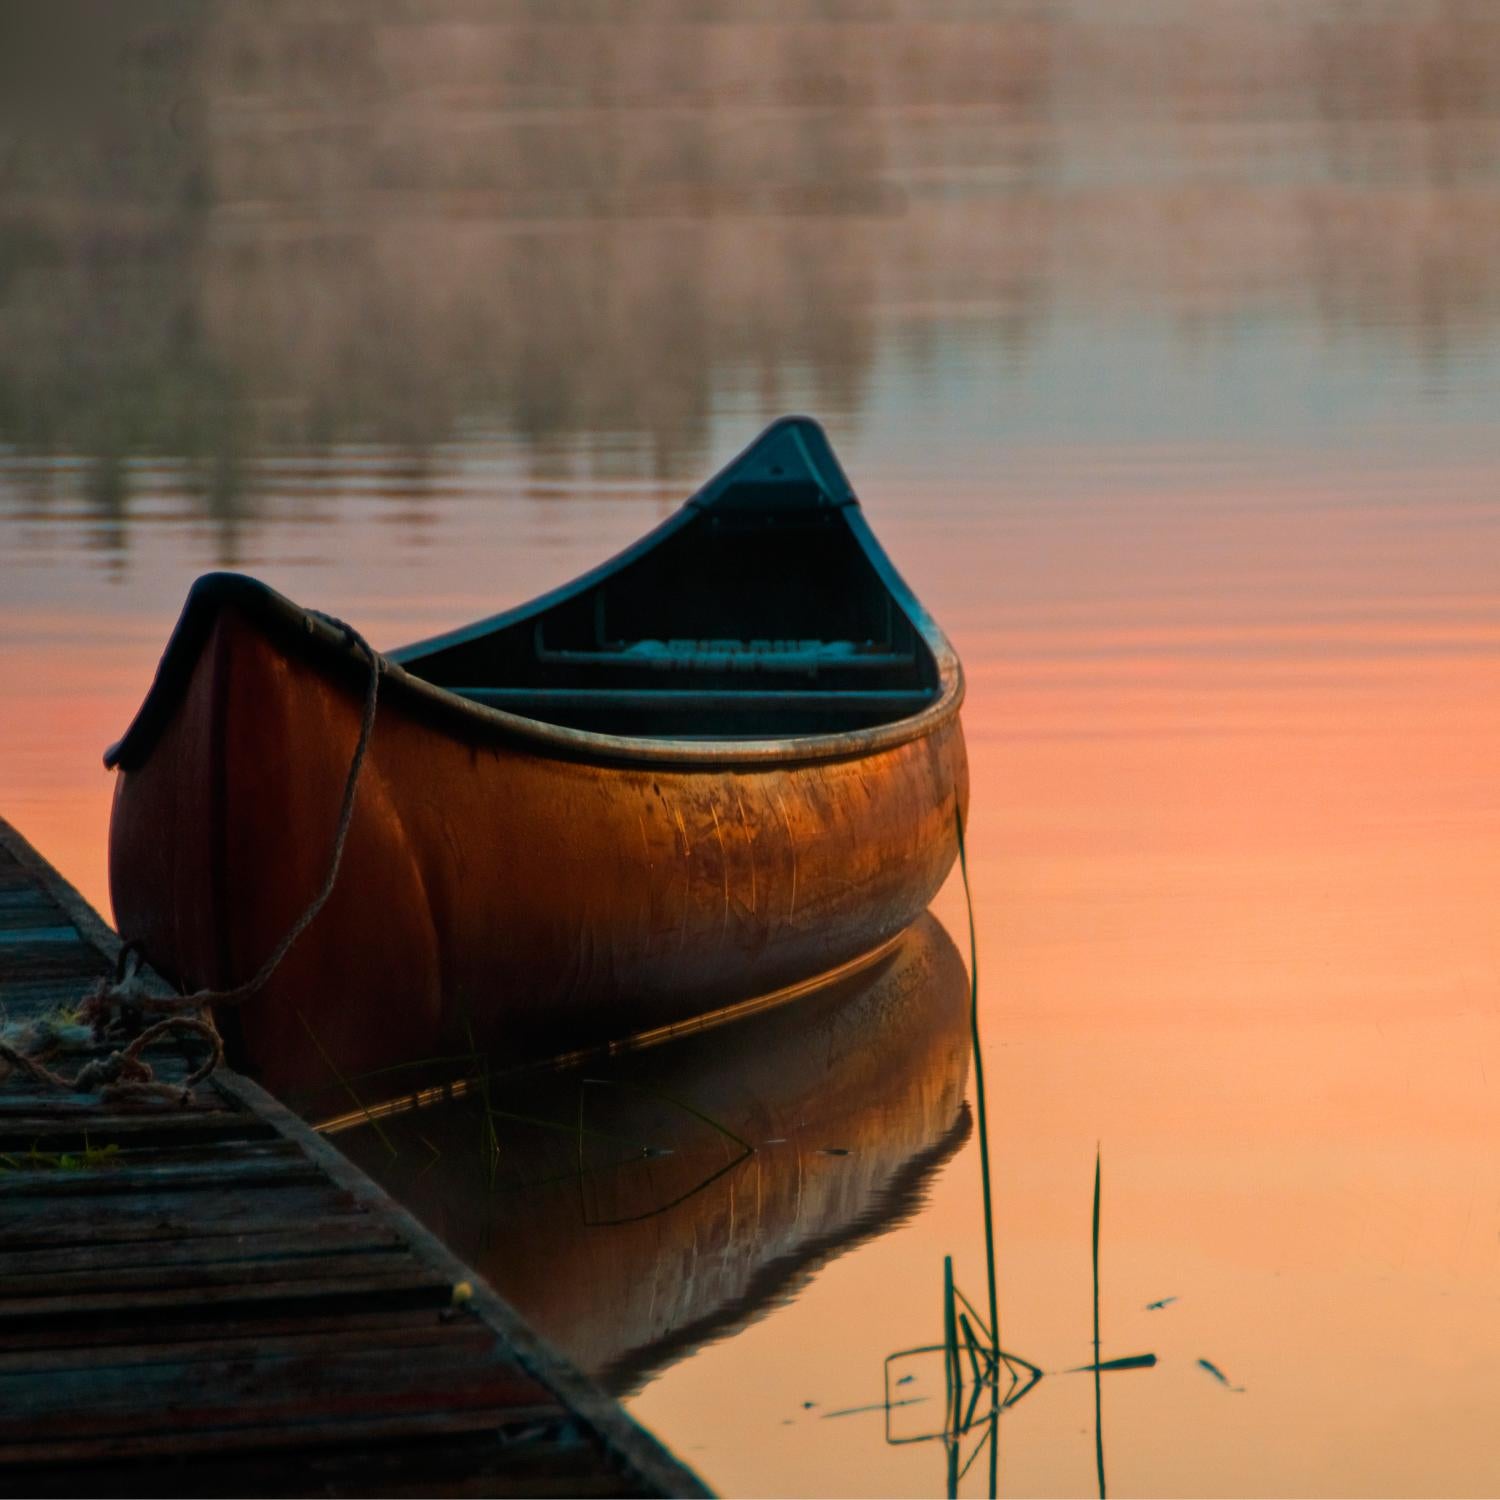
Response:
[326, 911, 971, 1396]
[4, 3, 1500, 564]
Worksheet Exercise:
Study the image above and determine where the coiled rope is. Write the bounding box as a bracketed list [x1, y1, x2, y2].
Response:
[0, 616, 382, 1106]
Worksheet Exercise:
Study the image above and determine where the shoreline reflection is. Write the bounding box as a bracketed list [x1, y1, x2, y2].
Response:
[5, 3, 1499, 567]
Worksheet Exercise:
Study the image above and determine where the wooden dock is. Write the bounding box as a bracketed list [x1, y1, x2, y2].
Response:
[0, 818, 709, 1498]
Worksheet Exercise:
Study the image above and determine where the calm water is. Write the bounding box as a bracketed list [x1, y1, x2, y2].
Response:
[3, 3, 1499, 1494]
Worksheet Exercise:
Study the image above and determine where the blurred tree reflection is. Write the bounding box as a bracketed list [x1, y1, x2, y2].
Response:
[0, 1, 1497, 562]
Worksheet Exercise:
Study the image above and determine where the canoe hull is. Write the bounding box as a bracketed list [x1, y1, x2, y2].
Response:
[110, 602, 968, 1096]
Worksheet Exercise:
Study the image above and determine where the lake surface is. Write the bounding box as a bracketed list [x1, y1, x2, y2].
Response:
[3, 3, 1499, 1494]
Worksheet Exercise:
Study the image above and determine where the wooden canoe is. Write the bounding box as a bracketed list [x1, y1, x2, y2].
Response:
[328, 913, 973, 1395]
[106, 417, 968, 1093]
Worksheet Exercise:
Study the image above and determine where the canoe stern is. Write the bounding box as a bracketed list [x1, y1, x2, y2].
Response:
[109, 596, 448, 1093]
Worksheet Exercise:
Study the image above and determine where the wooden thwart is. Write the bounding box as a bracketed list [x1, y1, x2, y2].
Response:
[0, 816, 709, 1498]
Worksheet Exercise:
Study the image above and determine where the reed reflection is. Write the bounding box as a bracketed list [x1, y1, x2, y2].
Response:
[324, 912, 971, 1395]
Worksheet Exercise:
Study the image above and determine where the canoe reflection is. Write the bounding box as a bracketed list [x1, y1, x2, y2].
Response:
[328, 912, 971, 1395]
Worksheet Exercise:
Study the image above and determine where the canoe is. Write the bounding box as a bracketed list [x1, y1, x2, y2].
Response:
[106, 417, 968, 1094]
[329, 913, 973, 1395]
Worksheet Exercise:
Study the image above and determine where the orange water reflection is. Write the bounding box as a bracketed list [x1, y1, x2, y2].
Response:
[4, 438, 1497, 1494]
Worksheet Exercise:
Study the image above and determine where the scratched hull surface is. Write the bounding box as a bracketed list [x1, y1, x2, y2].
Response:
[332, 913, 973, 1394]
[107, 421, 967, 1093]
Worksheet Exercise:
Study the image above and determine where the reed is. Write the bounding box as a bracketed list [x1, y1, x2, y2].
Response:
[572, 1075, 755, 1226]
[943, 1254, 958, 1429]
[296, 1008, 396, 1156]
[580, 1075, 754, 1154]
[955, 806, 1000, 1360]
[1067, 1354, 1156, 1374]
[881, 811, 1030, 1498]
[486, 1105, 663, 1153]
[1093, 1147, 1105, 1500]
[320, 1052, 488, 1090]
[460, 1014, 501, 1188]
[0, 1140, 120, 1172]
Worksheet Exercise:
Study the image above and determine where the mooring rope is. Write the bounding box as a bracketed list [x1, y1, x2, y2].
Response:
[0, 616, 382, 1107]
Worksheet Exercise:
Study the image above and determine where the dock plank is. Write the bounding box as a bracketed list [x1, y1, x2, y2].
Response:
[0, 816, 708, 1499]
[0, 1182, 366, 1248]
[0, 1220, 404, 1277]
[0, 1246, 427, 1300]
[0, 1109, 274, 1145]
[0, 1303, 476, 1356]
[0, 1319, 497, 1374]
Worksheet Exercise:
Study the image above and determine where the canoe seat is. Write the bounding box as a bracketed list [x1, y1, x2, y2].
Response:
[534, 638, 916, 673]
[453, 687, 934, 715]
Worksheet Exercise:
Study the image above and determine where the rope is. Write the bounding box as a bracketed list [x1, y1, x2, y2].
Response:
[0, 618, 382, 1107]
[153, 615, 381, 1016]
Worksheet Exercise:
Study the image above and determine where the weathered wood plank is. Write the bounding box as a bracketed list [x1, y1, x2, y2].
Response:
[0, 1246, 428, 1300]
[0, 1206, 374, 1255]
[0, 1046, 203, 1081]
[0, 1267, 450, 1328]
[0, 976, 110, 1015]
[0, 1220, 402, 1278]
[0, 1182, 364, 1248]
[0, 884, 61, 908]
[0, 1088, 222, 1117]
[0, 1154, 325, 1197]
[0, 1402, 572, 1470]
[0, 924, 81, 944]
[9, 1428, 641, 1500]
[0, 1110, 274, 1148]
[0, 1302, 466, 1355]
[0, 1140, 301, 1174]
[0, 1260, 450, 1320]
[0, 943, 108, 979]
[0, 903, 70, 933]
[0, 1318, 496, 1375]
[0, 1341, 548, 1433]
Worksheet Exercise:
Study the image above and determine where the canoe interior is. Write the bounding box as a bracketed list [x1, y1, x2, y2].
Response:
[398, 505, 941, 738]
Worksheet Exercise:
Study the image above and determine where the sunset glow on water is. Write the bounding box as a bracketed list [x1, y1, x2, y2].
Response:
[2, 4, 1498, 1494]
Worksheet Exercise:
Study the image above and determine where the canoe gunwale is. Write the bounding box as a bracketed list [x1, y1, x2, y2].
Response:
[103, 572, 963, 772]
[104, 417, 964, 773]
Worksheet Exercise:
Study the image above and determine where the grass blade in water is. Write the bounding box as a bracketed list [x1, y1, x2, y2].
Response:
[1093, 1147, 1105, 1500]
